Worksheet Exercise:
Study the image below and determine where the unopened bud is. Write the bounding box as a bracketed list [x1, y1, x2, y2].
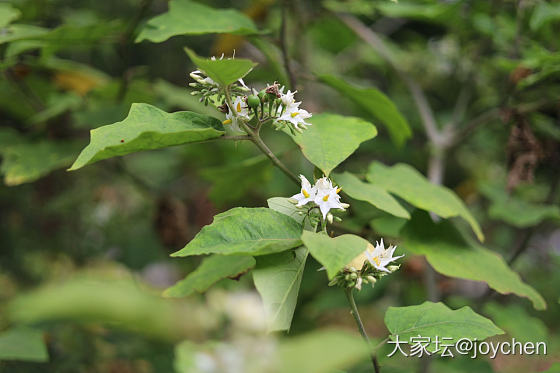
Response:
[328, 277, 339, 286]
[366, 275, 376, 284]
[388, 265, 400, 272]
[355, 277, 363, 291]
[327, 213, 334, 224]
[340, 203, 350, 209]
[349, 272, 358, 280]
[334, 216, 342, 222]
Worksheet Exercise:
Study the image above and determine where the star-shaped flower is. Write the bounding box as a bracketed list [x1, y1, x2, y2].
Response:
[291, 175, 316, 206]
[365, 239, 404, 273]
[224, 96, 250, 132]
[314, 177, 345, 220]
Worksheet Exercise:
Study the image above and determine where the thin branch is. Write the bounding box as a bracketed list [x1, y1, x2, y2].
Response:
[345, 288, 381, 373]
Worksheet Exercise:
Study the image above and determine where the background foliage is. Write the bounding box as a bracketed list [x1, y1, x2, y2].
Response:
[1, 0, 559, 372]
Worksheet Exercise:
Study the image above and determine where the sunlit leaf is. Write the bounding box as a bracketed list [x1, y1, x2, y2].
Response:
[290, 113, 377, 176]
[172, 208, 303, 257]
[253, 247, 308, 332]
[367, 162, 483, 241]
[333, 172, 410, 219]
[136, 0, 258, 43]
[300, 231, 368, 279]
[401, 211, 546, 310]
[0, 328, 48, 362]
[69, 103, 224, 170]
[385, 301, 503, 352]
[185, 48, 257, 87]
[165, 255, 256, 298]
[319, 75, 411, 146]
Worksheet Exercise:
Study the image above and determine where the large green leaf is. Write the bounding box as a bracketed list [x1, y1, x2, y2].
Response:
[172, 208, 303, 257]
[0, 3, 21, 27]
[253, 247, 308, 332]
[185, 48, 257, 87]
[0, 139, 81, 186]
[300, 231, 368, 279]
[401, 211, 546, 310]
[165, 255, 256, 298]
[333, 171, 410, 219]
[136, 0, 258, 43]
[291, 113, 377, 176]
[367, 162, 483, 241]
[0, 328, 48, 362]
[69, 103, 224, 170]
[319, 75, 411, 146]
[385, 301, 503, 352]
[277, 330, 368, 373]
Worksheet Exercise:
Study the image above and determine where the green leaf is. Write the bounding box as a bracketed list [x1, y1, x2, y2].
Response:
[172, 208, 303, 257]
[277, 330, 368, 373]
[201, 155, 272, 206]
[185, 48, 257, 87]
[530, 2, 560, 31]
[290, 113, 377, 176]
[333, 172, 410, 219]
[0, 3, 21, 27]
[300, 231, 368, 279]
[267, 197, 306, 224]
[1, 140, 81, 186]
[136, 0, 258, 43]
[0, 328, 48, 362]
[69, 103, 224, 170]
[385, 301, 504, 352]
[164, 255, 256, 298]
[367, 162, 483, 241]
[253, 247, 308, 332]
[401, 211, 546, 310]
[319, 75, 411, 146]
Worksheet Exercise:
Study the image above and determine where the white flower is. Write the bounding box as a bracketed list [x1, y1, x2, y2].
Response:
[278, 104, 312, 129]
[224, 96, 250, 132]
[365, 239, 404, 273]
[279, 88, 297, 107]
[314, 176, 345, 220]
[291, 175, 316, 206]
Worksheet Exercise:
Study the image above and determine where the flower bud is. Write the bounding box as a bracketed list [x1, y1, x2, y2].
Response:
[328, 278, 339, 287]
[355, 277, 363, 291]
[388, 265, 400, 272]
[327, 213, 334, 224]
[366, 275, 376, 284]
[258, 89, 267, 102]
[349, 272, 358, 280]
[340, 203, 350, 209]
[247, 95, 260, 110]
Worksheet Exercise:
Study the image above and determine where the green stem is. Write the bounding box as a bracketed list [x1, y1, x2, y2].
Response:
[344, 288, 380, 373]
[224, 86, 299, 186]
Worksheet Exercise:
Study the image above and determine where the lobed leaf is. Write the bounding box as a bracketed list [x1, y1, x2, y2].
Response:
[385, 301, 504, 352]
[253, 247, 308, 332]
[69, 103, 224, 170]
[401, 211, 546, 310]
[136, 0, 258, 43]
[367, 162, 483, 241]
[165, 255, 256, 298]
[333, 171, 410, 219]
[172, 208, 303, 257]
[290, 113, 377, 176]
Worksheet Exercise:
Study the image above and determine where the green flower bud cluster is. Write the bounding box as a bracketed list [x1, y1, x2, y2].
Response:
[328, 261, 401, 291]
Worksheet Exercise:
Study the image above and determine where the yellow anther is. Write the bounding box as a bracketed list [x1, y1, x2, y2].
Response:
[223, 119, 232, 125]
[322, 194, 329, 201]
[372, 256, 380, 266]
[291, 112, 299, 118]
[236, 102, 242, 112]
[336, 188, 341, 193]
[302, 189, 310, 198]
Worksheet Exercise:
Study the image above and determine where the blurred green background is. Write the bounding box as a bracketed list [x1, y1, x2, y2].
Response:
[0, 0, 559, 372]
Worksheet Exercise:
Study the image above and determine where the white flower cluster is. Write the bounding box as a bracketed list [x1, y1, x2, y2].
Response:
[275, 87, 312, 130]
[291, 175, 348, 220]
